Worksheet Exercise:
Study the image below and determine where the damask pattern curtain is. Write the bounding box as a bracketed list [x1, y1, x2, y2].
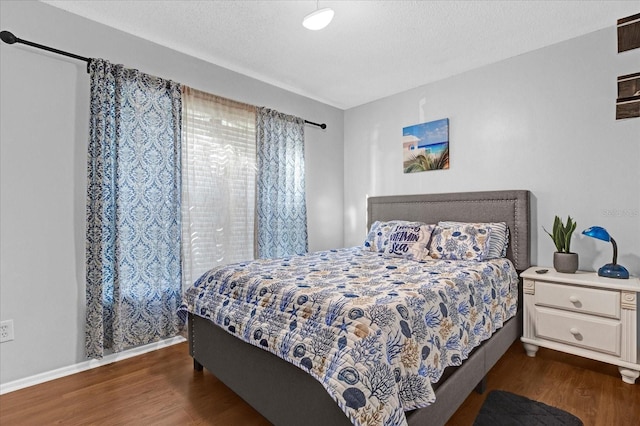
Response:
[181, 87, 256, 291]
[256, 108, 308, 258]
[86, 59, 182, 359]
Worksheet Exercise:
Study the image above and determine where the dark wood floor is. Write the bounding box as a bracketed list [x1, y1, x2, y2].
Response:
[1, 341, 638, 425]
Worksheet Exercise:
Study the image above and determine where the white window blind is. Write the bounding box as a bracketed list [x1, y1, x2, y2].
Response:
[181, 86, 257, 291]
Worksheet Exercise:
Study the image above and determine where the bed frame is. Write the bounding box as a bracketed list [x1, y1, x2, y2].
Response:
[188, 189, 530, 425]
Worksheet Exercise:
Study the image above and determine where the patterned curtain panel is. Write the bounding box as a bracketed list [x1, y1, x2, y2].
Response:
[86, 59, 182, 359]
[256, 108, 308, 258]
[181, 87, 256, 291]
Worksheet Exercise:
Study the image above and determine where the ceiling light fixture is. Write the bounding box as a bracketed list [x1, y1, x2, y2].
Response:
[303, 1, 334, 31]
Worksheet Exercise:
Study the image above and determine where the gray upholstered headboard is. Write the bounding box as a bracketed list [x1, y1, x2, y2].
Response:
[367, 190, 531, 272]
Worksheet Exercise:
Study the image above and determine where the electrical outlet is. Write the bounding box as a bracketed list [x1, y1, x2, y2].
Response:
[0, 320, 14, 343]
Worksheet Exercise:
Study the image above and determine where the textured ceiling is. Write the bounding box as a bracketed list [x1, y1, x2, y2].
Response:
[42, 1, 639, 110]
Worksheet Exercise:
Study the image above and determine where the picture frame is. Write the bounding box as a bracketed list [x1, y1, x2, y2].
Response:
[616, 72, 640, 120]
[403, 118, 449, 173]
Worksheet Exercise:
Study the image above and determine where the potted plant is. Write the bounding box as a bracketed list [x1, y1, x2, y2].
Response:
[544, 215, 578, 273]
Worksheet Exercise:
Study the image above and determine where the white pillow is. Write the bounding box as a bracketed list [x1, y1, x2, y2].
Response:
[383, 223, 435, 261]
[364, 220, 426, 252]
[429, 224, 493, 261]
[438, 221, 509, 259]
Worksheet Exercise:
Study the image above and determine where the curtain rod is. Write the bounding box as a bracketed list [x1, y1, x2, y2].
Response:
[0, 30, 91, 69]
[0, 30, 327, 130]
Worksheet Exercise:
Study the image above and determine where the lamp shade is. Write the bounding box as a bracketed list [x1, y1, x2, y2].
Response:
[303, 7, 334, 30]
[582, 226, 610, 242]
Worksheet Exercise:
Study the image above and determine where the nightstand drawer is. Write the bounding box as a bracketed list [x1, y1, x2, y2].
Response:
[535, 307, 621, 356]
[535, 281, 620, 319]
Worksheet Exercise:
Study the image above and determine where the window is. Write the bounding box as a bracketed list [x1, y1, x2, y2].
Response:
[181, 87, 257, 290]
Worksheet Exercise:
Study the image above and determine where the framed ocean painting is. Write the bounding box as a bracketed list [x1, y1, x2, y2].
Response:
[402, 118, 449, 173]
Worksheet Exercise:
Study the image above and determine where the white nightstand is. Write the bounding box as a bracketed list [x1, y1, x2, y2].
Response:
[520, 267, 640, 384]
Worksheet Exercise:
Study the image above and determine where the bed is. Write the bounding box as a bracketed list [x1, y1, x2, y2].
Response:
[181, 189, 530, 426]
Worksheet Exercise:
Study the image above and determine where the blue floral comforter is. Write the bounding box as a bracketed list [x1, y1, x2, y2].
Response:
[178, 247, 518, 426]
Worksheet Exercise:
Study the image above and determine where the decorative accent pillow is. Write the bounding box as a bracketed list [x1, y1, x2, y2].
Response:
[438, 221, 509, 259]
[383, 223, 435, 261]
[364, 220, 425, 252]
[429, 224, 493, 261]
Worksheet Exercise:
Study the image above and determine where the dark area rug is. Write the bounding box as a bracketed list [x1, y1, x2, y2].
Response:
[473, 390, 583, 426]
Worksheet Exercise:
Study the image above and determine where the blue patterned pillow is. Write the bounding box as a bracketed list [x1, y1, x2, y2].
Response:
[438, 221, 509, 259]
[429, 224, 493, 261]
[383, 223, 435, 261]
[365, 220, 426, 252]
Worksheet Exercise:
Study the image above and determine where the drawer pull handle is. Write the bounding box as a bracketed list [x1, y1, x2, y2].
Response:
[568, 295, 579, 303]
[569, 327, 580, 336]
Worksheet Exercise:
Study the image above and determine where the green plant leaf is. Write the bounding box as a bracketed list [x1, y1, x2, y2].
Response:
[564, 216, 576, 253]
[545, 215, 576, 253]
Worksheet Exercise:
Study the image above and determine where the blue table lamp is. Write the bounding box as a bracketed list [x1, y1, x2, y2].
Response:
[582, 226, 629, 279]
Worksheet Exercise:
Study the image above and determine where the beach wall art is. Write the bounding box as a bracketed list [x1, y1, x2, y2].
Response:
[402, 118, 449, 173]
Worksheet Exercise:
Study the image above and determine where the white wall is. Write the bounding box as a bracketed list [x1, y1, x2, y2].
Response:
[0, 1, 344, 384]
[344, 26, 640, 276]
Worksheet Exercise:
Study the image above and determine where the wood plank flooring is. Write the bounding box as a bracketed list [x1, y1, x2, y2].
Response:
[447, 343, 640, 425]
[1, 341, 638, 425]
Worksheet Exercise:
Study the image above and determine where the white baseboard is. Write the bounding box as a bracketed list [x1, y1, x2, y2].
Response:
[0, 336, 186, 395]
